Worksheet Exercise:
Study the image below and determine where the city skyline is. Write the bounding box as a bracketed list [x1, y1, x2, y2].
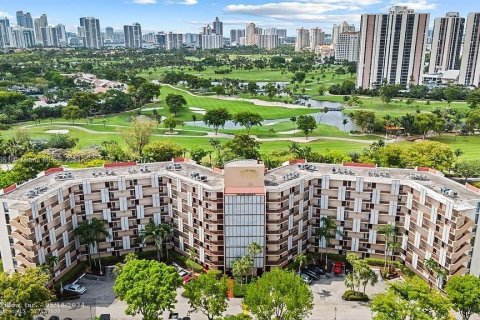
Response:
[0, 0, 477, 34]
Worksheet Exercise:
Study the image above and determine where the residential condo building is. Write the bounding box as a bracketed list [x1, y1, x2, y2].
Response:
[310, 27, 326, 51]
[429, 12, 465, 74]
[1, 160, 479, 289]
[124, 23, 142, 49]
[79, 17, 103, 49]
[245, 23, 257, 46]
[295, 28, 309, 52]
[357, 6, 429, 89]
[332, 21, 355, 47]
[335, 32, 360, 62]
[459, 12, 480, 87]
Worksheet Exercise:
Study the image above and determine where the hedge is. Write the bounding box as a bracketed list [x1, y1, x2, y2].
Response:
[342, 290, 369, 302]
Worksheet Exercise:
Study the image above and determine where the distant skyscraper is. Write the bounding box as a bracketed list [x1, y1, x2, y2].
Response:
[79, 17, 102, 49]
[166, 32, 183, 50]
[156, 32, 166, 47]
[429, 12, 465, 74]
[16, 11, 26, 27]
[34, 14, 48, 45]
[105, 27, 114, 40]
[9, 27, 35, 48]
[0, 17, 10, 48]
[257, 34, 278, 50]
[332, 21, 355, 47]
[213, 17, 223, 36]
[335, 32, 360, 62]
[459, 12, 480, 87]
[357, 6, 429, 89]
[124, 23, 142, 48]
[230, 29, 245, 44]
[201, 34, 223, 49]
[245, 23, 257, 46]
[310, 27, 325, 50]
[295, 28, 309, 52]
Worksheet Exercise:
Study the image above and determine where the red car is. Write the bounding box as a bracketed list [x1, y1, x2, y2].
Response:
[333, 262, 344, 276]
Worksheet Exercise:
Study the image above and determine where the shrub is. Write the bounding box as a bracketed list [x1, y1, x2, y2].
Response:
[186, 259, 204, 273]
[342, 290, 369, 302]
[233, 282, 247, 298]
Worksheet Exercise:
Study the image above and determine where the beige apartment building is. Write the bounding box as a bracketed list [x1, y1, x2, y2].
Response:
[1, 160, 479, 288]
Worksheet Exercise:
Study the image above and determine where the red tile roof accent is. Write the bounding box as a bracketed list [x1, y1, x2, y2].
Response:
[2, 184, 17, 194]
[174, 157, 188, 163]
[104, 161, 137, 168]
[289, 159, 306, 164]
[465, 183, 480, 194]
[342, 162, 376, 168]
[224, 187, 266, 194]
[45, 167, 64, 176]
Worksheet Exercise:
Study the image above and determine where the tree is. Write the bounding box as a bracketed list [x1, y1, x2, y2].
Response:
[290, 116, 297, 132]
[0, 268, 54, 320]
[265, 82, 278, 100]
[74, 218, 109, 275]
[203, 108, 232, 134]
[190, 146, 209, 163]
[139, 219, 172, 261]
[69, 91, 98, 115]
[142, 141, 183, 162]
[247, 241, 262, 277]
[233, 111, 263, 133]
[378, 84, 401, 104]
[232, 256, 251, 286]
[377, 225, 398, 269]
[446, 275, 480, 320]
[121, 118, 157, 157]
[295, 253, 308, 273]
[414, 113, 435, 139]
[351, 110, 375, 133]
[246, 82, 259, 95]
[244, 268, 313, 320]
[296, 115, 317, 139]
[62, 105, 83, 124]
[424, 258, 446, 289]
[224, 134, 261, 159]
[466, 89, 480, 109]
[455, 160, 480, 181]
[183, 271, 229, 320]
[114, 257, 181, 320]
[316, 216, 341, 271]
[342, 118, 349, 131]
[42, 254, 59, 287]
[165, 94, 187, 116]
[163, 116, 178, 132]
[371, 276, 451, 320]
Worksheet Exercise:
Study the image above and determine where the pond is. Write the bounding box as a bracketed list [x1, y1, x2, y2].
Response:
[185, 98, 356, 132]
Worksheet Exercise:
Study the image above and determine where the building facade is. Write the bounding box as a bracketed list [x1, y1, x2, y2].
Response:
[357, 6, 429, 89]
[428, 12, 464, 74]
[201, 34, 223, 50]
[0, 17, 9, 49]
[1, 160, 479, 288]
[335, 32, 360, 62]
[34, 14, 48, 45]
[79, 17, 103, 49]
[310, 28, 326, 51]
[124, 23, 142, 49]
[459, 12, 480, 87]
[295, 28, 310, 52]
[245, 23, 257, 46]
[332, 21, 355, 47]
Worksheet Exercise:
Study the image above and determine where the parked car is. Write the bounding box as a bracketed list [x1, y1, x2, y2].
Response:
[333, 262, 344, 276]
[63, 284, 86, 295]
[298, 272, 313, 285]
[99, 315, 111, 320]
[308, 265, 326, 275]
[302, 269, 320, 280]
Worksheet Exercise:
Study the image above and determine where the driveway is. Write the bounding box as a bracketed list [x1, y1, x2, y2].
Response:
[44, 271, 385, 320]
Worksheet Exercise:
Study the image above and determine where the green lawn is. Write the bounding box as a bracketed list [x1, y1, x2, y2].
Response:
[430, 135, 480, 160]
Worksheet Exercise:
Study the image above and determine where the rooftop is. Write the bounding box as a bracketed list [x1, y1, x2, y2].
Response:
[2, 161, 479, 210]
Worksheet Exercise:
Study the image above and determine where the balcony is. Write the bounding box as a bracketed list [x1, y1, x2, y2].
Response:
[11, 231, 35, 247]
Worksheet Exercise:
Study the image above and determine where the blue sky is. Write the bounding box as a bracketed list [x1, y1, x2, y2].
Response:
[0, 0, 477, 35]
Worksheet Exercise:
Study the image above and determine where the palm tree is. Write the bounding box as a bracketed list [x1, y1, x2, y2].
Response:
[387, 240, 401, 270]
[342, 118, 349, 131]
[41, 254, 59, 288]
[139, 219, 172, 262]
[247, 242, 262, 277]
[345, 272, 356, 291]
[295, 254, 308, 273]
[89, 218, 110, 275]
[377, 225, 398, 269]
[424, 258, 446, 289]
[316, 216, 342, 271]
[186, 248, 196, 273]
[232, 256, 251, 286]
[74, 220, 95, 269]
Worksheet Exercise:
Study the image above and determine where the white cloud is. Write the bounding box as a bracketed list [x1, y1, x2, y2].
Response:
[0, 11, 13, 19]
[224, 0, 378, 22]
[132, 0, 157, 4]
[392, 0, 436, 10]
[167, 0, 198, 5]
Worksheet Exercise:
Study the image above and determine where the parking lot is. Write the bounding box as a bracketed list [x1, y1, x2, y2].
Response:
[45, 270, 385, 320]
